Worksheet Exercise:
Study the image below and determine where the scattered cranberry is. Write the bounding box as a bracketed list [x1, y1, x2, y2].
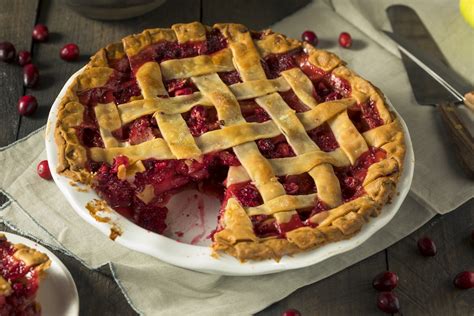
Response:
[37, 160, 52, 180]
[17, 50, 32, 66]
[17, 95, 38, 116]
[376, 292, 400, 314]
[282, 308, 301, 316]
[453, 271, 474, 289]
[417, 236, 437, 257]
[32, 24, 49, 42]
[301, 30, 318, 46]
[0, 41, 16, 63]
[372, 271, 399, 291]
[23, 63, 39, 88]
[338, 32, 352, 48]
[60, 43, 80, 61]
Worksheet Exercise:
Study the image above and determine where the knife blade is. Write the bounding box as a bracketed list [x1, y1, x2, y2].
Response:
[385, 5, 472, 105]
[386, 4, 474, 177]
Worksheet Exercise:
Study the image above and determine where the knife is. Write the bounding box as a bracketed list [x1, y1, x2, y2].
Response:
[385, 5, 474, 178]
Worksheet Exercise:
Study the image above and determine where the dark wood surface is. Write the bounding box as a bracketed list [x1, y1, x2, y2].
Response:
[0, 1, 472, 315]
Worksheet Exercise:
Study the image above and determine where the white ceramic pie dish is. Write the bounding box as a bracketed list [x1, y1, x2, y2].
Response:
[45, 66, 414, 276]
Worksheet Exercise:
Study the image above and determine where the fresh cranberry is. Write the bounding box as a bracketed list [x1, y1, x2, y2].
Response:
[373, 271, 399, 291]
[338, 32, 352, 48]
[417, 236, 437, 256]
[17, 50, 32, 66]
[453, 271, 474, 289]
[23, 63, 39, 87]
[282, 308, 301, 316]
[17, 95, 38, 116]
[376, 292, 400, 314]
[32, 24, 49, 42]
[301, 30, 318, 46]
[37, 160, 52, 180]
[60, 43, 80, 61]
[0, 41, 16, 63]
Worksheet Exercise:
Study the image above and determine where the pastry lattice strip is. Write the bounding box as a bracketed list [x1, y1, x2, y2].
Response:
[80, 23, 401, 232]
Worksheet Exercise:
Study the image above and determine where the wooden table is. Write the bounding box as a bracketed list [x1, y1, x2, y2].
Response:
[0, 1, 472, 315]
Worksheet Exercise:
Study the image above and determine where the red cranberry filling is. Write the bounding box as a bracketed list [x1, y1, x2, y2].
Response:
[277, 214, 304, 234]
[347, 100, 384, 133]
[112, 115, 162, 144]
[93, 151, 240, 234]
[129, 30, 226, 71]
[312, 74, 351, 103]
[294, 53, 327, 82]
[279, 90, 310, 112]
[250, 31, 265, 40]
[182, 106, 220, 137]
[279, 173, 315, 195]
[307, 123, 339, 152]
[78, 71, 141, 106]
[0, 239, 42, 313]
[257, 135, 296, 159]
[164, 78, 198, 97]
[251, 215, 279, 238]
[109, 56, 132, 73]
[225, 181, 263, 207]
[218, 70, 242, 85]
[262, 49, 302, 79]
[240, 99, 271, 123]
[334, 147, 387, 201]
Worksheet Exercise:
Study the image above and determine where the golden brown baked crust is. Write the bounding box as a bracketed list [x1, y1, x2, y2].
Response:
[55, 22, 406, 261]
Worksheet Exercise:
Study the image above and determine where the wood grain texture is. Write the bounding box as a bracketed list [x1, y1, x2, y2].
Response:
[258, 254, 388, 316]
[202, 0, 310, 30]
[0, 0, 39, 146]
[387, 200, 474, 316]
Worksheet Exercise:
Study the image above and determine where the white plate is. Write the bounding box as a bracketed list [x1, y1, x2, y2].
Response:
[1, 232, 79, 316]
[45, 67, 414, 276]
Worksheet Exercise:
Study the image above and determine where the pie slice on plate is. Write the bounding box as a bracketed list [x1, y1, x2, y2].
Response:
[0, 233, 51, 315]
[54, 22, 405, 261]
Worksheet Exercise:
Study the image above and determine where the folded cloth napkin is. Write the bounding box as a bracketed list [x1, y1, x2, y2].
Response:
[0, 0, 472, 315]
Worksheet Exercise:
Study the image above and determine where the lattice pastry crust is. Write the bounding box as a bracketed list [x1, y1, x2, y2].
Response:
[55, 22, 405, 261]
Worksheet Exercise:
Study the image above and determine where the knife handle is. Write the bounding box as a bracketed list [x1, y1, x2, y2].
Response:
[438, 103, 474, 178]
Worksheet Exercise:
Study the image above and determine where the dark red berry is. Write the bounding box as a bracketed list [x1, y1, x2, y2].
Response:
[23, 64, 39, 88]
[338, 32, 352, 48]
[37, 160, 52, 180]
[17, 50, 32, 66]
[453, 271, 474, 289]
[32, 24, 49, 42]
[0, 41, 16, 63]
[417, 236, 437, 256]
[60, 43, 80, 61]
[373, 271, 399, 291]
[376, 292, 400, 314]
[301, 30, 318, 46]
[17, 95, 38, 116]
[282, 308, 301, 316]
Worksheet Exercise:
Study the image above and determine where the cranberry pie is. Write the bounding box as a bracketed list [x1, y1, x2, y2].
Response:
[0, 234, 51, 315]
[55, 22, 405, 261]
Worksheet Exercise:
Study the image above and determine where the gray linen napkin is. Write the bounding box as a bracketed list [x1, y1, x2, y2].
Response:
[0, 1, 472, 315]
